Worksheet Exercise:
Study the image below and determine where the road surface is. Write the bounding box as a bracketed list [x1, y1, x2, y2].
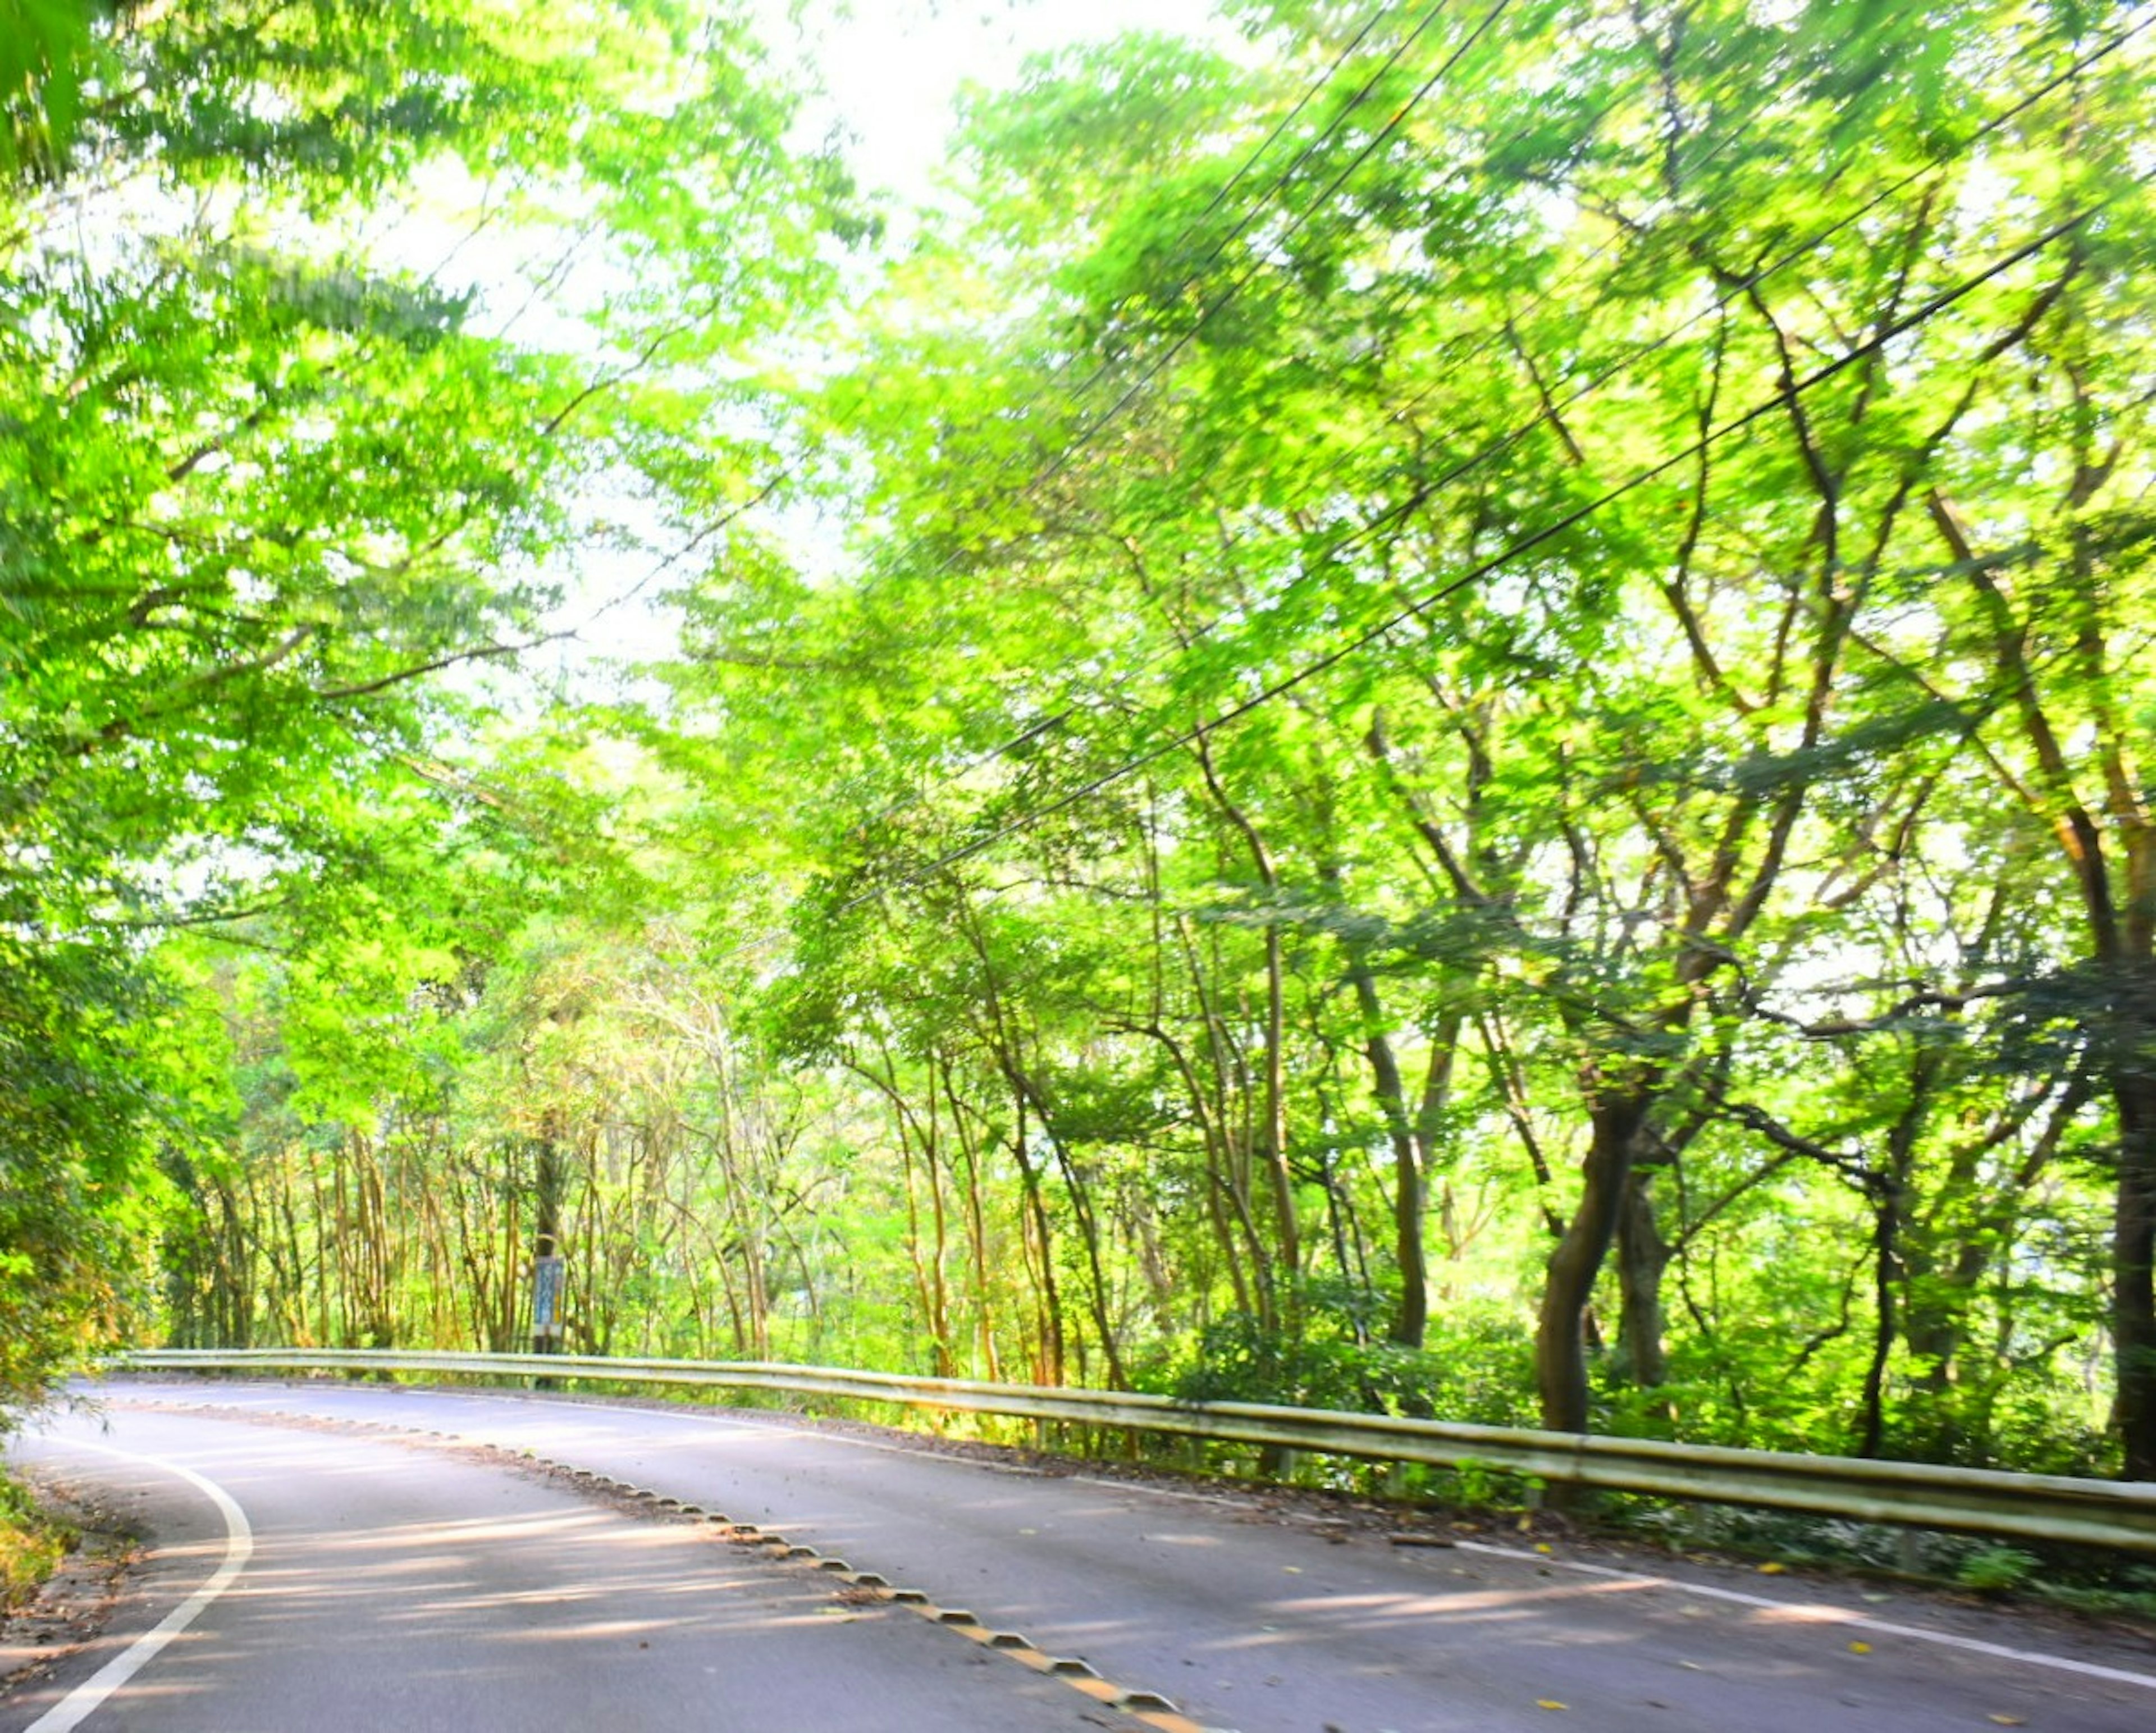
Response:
[5, 1378, 2153, 1731]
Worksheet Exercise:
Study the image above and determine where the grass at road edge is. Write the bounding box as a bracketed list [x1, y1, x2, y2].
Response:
[0, 1467, 73, 1613]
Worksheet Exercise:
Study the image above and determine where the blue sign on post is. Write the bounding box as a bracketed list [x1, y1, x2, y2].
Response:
[532, 1254, 565, 1341]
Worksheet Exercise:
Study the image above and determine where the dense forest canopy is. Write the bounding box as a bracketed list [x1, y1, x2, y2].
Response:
[4, 0, 2155, 1487]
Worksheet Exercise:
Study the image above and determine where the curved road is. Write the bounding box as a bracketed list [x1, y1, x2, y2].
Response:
[6, 1379, 2153, 1731]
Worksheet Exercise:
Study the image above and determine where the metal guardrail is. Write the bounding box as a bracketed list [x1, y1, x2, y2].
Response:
[116, 1347, 2156, 1555]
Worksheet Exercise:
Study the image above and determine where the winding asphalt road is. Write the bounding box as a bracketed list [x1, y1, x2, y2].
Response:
[5, 1378, 2153, 1731]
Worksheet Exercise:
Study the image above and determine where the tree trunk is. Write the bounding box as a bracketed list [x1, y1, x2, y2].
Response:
[1932, 488, 2156, 1478]
[1613, 1167, 1670, 1393]
[1192, 734, 1298, 1318]
[943, 1075, 1004, 1381]
[1172, 920, 1273, 1324]
[2114, 1070, 2156, 1479]
[1537, 1092, 1651, 1433]
[1339, 927, 1427, 1347]
[1009, 1096, 1066, 1385]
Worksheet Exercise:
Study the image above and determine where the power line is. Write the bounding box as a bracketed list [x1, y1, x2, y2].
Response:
[1185, 4, 1405, 230]
[876, 1, 2146, 805]
[969, 3, 1414, 436]
[653, 5, 1534, 801]
[615, 4, 1452, 680]
[863, 0, 1500, 562]
[830, 0, 1624, 789]
[776, 180, 2140, 943]
[1035, 0, 1516, 491]
[1047, 1, 1449, 415]
[1206, 0, 2155, 575]
[561, 9, 1418, 678]
[964, 70, 1773, 729]
[684, 8, 2150, 964]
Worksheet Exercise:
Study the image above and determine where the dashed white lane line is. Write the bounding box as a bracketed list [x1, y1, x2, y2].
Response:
[1072, 1476, 1251, 1510]
[24, 1439, 254, 1733]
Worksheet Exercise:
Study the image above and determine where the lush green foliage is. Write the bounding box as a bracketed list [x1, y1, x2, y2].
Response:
[1, 0, 849, 1412]
[0, 1464, 71, 1612]
[9, 0, 2156, 1488]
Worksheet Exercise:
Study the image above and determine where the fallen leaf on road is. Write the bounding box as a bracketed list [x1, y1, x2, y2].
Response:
[1848, 1641, 1871, 1655]
[1987, 1716, 2025, 1726]
[1535, 1699, 1568, 1711]
[1758, 1562, 1786, 1575]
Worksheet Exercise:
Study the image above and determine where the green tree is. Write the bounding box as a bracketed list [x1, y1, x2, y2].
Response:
[2, 0, 851, 1407]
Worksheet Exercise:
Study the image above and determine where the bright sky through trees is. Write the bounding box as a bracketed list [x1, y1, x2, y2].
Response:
[768, 0, 1240, 202]
[423, 1, 1247, 692]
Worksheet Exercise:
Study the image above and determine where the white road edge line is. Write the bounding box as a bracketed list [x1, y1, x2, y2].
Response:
[25, 1439, 254, 1733]
[1450, 1540, 2156, 1693]
[1072, 1475, 1251, 1510]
